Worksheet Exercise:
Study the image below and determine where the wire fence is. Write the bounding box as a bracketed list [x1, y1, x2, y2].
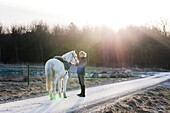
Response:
[0, 64, 45, 86]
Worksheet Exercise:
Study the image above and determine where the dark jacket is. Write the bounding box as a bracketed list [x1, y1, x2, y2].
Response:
[77, 57, 87, 75]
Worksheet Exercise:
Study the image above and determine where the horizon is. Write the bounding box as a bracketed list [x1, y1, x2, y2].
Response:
[0, 0, 170, 31]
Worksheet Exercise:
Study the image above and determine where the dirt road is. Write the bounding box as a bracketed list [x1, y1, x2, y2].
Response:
[0, 73, 169, 113]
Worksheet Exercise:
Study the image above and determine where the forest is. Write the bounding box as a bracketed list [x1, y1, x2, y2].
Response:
[0, 21, 170, 69]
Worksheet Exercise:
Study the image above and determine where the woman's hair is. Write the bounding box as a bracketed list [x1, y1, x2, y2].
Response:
[79, 51, 87, 57]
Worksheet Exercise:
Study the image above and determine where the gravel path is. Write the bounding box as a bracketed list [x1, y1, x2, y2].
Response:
[0, 73, 169, 113]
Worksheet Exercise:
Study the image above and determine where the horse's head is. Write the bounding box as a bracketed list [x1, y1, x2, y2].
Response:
[70, 50, 79, 64]
[62, 50, 79, 64]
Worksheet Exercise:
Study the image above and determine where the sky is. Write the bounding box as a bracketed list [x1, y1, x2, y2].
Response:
[0, 0, 170, 30]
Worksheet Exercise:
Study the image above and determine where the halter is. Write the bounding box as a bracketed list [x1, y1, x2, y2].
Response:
[71, 52, 78, 64]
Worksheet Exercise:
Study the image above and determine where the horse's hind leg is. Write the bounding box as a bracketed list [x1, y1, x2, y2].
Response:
[53, 75, 60, 100]
[58, 79, 62, 98]
[63, 73, 69, 98]
[49, 91, 53, 100]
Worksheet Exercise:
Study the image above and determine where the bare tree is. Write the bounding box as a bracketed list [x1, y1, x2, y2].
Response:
[0, 24, 2, 34]
[161, 18, 168, 36]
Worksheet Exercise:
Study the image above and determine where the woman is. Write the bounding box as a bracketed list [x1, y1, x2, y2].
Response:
[77, 51, 87, 97]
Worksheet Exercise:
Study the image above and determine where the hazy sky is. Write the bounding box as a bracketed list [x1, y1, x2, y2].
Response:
[0, 0, 170, 30]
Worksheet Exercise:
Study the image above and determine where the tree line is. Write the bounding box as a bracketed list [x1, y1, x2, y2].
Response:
[0, 21, 170, 69]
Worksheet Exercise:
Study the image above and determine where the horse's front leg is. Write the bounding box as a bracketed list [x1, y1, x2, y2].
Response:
[63, 73, 69, 98]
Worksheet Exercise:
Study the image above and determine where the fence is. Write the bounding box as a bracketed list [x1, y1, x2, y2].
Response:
[0, 64, 45, 86]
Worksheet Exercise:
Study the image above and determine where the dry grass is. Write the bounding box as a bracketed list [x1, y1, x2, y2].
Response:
[98, 86, 170, 113]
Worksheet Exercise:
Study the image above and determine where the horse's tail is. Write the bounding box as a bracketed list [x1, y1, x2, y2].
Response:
[45, 62, 53, 91]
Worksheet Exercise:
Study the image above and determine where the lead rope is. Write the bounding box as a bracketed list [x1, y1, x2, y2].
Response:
[64, 71, 68, 76]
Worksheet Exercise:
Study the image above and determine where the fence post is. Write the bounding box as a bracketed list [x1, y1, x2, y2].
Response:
[27, 64, 30, 86]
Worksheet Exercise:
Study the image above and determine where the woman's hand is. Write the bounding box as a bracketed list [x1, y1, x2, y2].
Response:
[76, 63, 79, 66]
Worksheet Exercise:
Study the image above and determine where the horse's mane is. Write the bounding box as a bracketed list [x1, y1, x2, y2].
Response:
[62, 51, 72, 58]
[62, 51, 74, 61]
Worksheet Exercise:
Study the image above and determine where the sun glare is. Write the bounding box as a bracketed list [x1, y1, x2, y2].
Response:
[0, 0, 170, 29]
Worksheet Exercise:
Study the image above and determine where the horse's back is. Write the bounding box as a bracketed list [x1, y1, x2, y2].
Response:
[45, 59, 64, 72]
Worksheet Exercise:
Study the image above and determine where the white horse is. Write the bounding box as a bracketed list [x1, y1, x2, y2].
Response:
[45, 51, 79, 100]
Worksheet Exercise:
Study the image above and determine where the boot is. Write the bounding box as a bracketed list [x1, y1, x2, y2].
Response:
[78, 85, 85, 97]
[77, 85, 83, 96]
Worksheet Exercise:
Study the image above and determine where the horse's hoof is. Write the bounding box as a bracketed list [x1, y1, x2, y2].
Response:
[50, 94, 56, 100]
[59, 93, 62, 98]
[64, 93, 67, 98]
[53, 95, 56, 100]
[50, 97, 55, 100]
[50, 94, 53, 100]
